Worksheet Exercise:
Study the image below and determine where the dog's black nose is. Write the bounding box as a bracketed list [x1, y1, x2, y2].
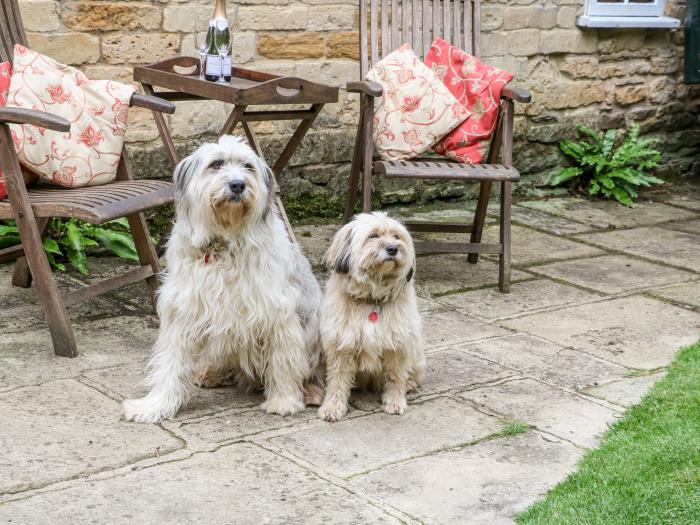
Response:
[229, 180, 246, 194]
[385, 245, 398, 256]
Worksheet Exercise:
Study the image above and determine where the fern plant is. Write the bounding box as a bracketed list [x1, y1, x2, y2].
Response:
[549, 123, 663, 206]
[0, 218, 139, 275]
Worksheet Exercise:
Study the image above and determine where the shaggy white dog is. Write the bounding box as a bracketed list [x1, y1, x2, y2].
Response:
[318, 212, 424, 422]
[123, 135, 324, 423]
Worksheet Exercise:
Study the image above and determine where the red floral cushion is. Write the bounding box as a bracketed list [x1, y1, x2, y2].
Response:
[6, 44, 136, 188]
[425, 38, 513, 164]
[0, 61, 39, 200]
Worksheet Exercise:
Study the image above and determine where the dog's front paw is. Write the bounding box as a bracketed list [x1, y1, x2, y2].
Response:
[318, 397, 348, 422]
[261, 395, 304, 416]
[122, 398, 170, 424]
[382, 396, 407, 416]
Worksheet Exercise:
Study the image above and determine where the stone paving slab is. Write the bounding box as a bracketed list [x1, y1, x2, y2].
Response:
[349, 432, 582, 525]
[270, 397, 504, 478]
[456, 334, 630, 390]
[180, 405, 318, 443]
[81, 363, 262, 420]
[583, 372, 666, 408]
[422, 309, 509, 350]
[0, 316, 156, 390]
[0, 442, 399, 525]
[509, 205, 595, 235]
[0, 379, 182, 495]
[518, 198, 697, 229]
[662, 218, 700, 235]
[648, 282, 700, 310]
[577, 226, 700, 273]
[528, 254, 697, 294]
[665, 194, 700, 212]
[350, 350, 516, 412]
[416, 255, 531, 296]
[502, 296, 700, 370]
[459, 379, 619, 448]
[479, 224, 605, 267]
[438, 278, 601, 321]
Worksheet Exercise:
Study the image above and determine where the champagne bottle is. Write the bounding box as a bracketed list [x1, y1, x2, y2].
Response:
[205, 0, 232, 82]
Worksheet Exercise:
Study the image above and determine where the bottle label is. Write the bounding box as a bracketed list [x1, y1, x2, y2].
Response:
[205, 55, 232, 77]
[206, 55, 221, 76]
[205, 55, 232, 76]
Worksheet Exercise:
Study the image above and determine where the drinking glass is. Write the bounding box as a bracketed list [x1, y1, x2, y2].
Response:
[216, 37, 231, 85]
[196, 36, 208, 81]
[195, 19, 208, 81]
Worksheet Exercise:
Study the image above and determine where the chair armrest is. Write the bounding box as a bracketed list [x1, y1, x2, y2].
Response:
[346, 80, 383, 98]
[130, 93, 176, 114]
[0, 107, 71, 132]
[502, 85, 532, 103]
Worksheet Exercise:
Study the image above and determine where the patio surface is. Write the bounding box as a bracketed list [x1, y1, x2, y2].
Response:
[2, 189, 700, 524]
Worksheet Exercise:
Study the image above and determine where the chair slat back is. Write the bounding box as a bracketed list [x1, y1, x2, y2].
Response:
[0, 0, 26, 62]
[359, 0, 480, 77]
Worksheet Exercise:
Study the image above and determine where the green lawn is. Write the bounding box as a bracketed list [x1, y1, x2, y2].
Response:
[517, 339, 700, 525]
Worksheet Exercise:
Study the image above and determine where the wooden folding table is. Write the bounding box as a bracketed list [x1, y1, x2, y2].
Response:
[134, 56, 339, 241]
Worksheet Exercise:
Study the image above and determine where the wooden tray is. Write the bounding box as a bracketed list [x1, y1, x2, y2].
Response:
[134, 56, 339, 106]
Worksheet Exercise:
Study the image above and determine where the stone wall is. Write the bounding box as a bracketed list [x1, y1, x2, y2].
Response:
[18, 0, 700, 207]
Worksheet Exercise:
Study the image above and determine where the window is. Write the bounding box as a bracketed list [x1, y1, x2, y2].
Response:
[578, 0, 681, 28]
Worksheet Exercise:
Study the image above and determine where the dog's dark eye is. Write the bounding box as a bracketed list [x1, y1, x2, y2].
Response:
[243, 162, 255, 172]
[394, 234, 400, 240]
[368, 233, 379, 240]
[208, 160, 225, 170]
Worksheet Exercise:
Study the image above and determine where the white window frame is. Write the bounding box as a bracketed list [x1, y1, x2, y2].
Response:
[578, 0, 681, 28]
[586, 0, 664, 17]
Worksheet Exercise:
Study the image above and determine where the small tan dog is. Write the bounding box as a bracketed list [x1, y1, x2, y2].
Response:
[318, 212, 425, 422]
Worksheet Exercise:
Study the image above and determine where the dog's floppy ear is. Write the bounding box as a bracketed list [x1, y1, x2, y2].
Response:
[173, 154, 200, 198]
[325, 223, 353, 274]
[406, 267, 414, 282]
[251, 154, 275, 218]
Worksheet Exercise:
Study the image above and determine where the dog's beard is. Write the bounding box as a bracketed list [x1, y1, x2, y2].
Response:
[211, 190, 255, 229]
[364, 250, 405, 276]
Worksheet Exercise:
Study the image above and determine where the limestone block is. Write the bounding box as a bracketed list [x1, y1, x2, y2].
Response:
[102, 33, 180, 64]
[326, 31, 360, 60]
[26, 32, 100, 65]
[18, 0, 60, 32]
[503, 6, 558, 30]
[62, 2, 161, 31]
[238, 4, 308, 30]
[308, 5, 356, 31]
[257, 32, 324, 59]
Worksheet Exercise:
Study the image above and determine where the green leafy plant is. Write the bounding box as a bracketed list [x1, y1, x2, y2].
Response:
[0, 218, 139, 275]
[549, 123, 663, 206]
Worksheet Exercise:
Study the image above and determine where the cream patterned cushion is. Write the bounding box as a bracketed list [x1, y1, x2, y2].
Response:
[6, 44, 137, 188]
[366, 44, 470, 161]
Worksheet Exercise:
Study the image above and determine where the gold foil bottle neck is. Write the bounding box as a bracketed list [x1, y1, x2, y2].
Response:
[213, 0, 227, 19]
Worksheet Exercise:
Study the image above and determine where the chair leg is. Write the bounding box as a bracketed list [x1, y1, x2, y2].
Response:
[499, 181, 512, 293]
[468, 181, 492, 264]
[361, 162, 372, 213]
[127, 211, 160, 310]
[343, 118, 364, 224]
[17, 216, 77, 357]
[344, 167, 359, 223]
[12, 218, 50, 288]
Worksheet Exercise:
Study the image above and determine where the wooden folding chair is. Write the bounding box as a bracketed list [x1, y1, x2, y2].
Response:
[0, 0, 175, 357]
[344, 0, 532, 292]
